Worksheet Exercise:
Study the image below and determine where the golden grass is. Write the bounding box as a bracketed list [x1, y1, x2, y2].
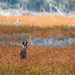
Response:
[0, 25, 75, 38]
[0, 15, 75, 75]
[0, 15, 75, 27]
[0, 45, 75, 75]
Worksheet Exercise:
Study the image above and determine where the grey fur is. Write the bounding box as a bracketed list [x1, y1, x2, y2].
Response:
[20, 42, 28, 58]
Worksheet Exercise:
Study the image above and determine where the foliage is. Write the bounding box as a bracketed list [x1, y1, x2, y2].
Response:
[0, 44, 75, 75]
[0, 15, 75, 75]
[0, 24, 75, 38]
[0, 0, 75, 12]
[0, 15, 75, 27]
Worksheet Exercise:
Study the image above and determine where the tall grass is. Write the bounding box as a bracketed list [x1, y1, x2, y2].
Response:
[0, 45, 75, 75]
[0, 24, 75, 38]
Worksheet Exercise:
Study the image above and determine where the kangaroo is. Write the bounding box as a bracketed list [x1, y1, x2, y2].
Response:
[20, 41, 28, 59]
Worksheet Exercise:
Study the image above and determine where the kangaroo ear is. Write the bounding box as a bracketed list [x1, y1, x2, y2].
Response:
[22, 42, 24, 45]
[26, 42, 28, 45]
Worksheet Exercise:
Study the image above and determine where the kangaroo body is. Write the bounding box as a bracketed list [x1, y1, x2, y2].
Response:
[20, 42, 28, 59]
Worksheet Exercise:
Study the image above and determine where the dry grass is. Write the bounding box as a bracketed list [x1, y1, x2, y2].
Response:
[0, 44, 75, 75]
[0, 25, 75, 38]
[0, 15, 75, 75]
[0, 15, 75, 27]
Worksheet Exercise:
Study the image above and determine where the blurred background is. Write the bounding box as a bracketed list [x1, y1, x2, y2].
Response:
[0, 0, 75, 16]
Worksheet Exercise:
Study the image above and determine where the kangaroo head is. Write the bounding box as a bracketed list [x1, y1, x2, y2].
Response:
[22, 42, 28, 49]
